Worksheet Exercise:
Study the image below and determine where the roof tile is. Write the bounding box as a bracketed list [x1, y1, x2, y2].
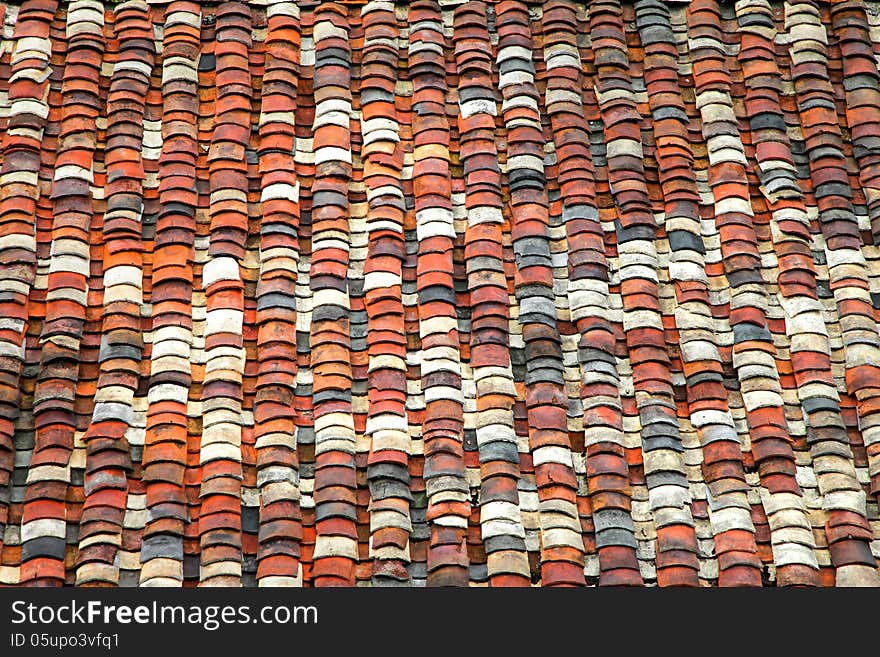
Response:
[0, 0, 878, 588]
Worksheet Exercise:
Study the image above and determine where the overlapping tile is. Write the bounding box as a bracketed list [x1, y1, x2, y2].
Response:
[307, 1, 359, 587]
[0, 0, 877, 588]
[360, 0, 413, 587]
[540, 0, 643, 587]
[408, 0, 471, 587]
[734, 0, 829, 587]
[0, 0, 59, 587]
[454, 1, 530, 587]
[254, 0, 302, 588]
[782, 0, 880, 586]
[635, 0, 765, 587]
[140, 0, 199, 587]
[591, 0, 701, 587]
[73, 0, 153, 588]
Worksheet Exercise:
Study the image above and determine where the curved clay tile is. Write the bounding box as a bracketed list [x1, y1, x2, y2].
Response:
[735, 0, 825, 588]
[496, 0, 586, 587]
[454, 0, 530, 587]
[360, 0, 413, 587]
[592, 0, 701, 587]
[541, 0, 643, 587]
[408, 0, 471, 588]
[0, 0, 878, 588]
[637, 0, 764, 588]
[74, 0, 153, 588]
[308, 1, 358, 587]
[254, 0, 302, 588]
[140, 0, 199, 588]
[783, 0, 880, 587]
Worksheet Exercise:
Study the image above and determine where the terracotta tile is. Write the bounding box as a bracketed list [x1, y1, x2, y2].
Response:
[2, 0, 880, 589]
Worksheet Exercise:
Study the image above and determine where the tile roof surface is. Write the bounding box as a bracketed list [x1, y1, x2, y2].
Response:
[0, 0, 879, 587]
